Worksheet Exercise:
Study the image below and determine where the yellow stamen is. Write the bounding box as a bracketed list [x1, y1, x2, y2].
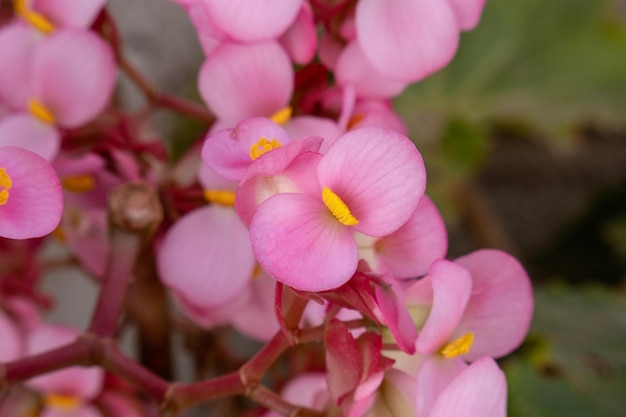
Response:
[203, 189, 236, 207]
[249, 137, 282, 160]
[270, 106, 293, 125]
[13, 0, 56, 33]
[61, 175, 96, 193]
[347, 113, 365, 129]
[0, 167, 13, 206]
[44, 394, 81, 410]
[52, 226, 66, 243]
[322, 186, 359, 226]
[440, 332, 474, 358]
[28, 99, 56, 125]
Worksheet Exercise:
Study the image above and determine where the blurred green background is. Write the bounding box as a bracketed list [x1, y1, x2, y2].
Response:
[395, 0, 626, 415]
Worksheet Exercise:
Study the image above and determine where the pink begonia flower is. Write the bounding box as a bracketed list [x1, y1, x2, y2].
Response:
[355, 0, 460, 82]
[0, 114, 59, 160]
[15, 0, 107, 30]
[349, 99, 408, 135]
[283, 115, 343, 153]
[416, 356, 507, 417]
[250, 127, 425, 291]
[318, 32, 343, 70]
[200, 0, 303, 43]
[447, 0, 487, 31]
[0, 309, 23, 362]
[25, 324, 104, 416]
[279, 2, 317, 65]
[357, 196, 448, 279]
[0, 146, 63, 239]
[198, 41, 294, 124]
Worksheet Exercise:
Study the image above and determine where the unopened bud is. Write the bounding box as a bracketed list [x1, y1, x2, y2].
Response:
[108, 181, 162, 234]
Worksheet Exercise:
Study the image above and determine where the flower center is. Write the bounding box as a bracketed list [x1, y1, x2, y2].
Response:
[322, 186, 359, 226]
[44, 394, 81, 410]
[28, 98, 56, 125]
[249, 137, 282, 160]
[270, 106, 292, 125]
[61, 175, 96, 193]
[203, 189, 236, 207]
[0, 167, 13, 206]
[13, 0, 56, 33]
[440, 332, 474, 358]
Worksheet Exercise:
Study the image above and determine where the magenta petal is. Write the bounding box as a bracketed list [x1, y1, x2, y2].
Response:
[26, 324, 103, 399]
[415, 260, 472, 355]
[454, 249, 534, 361]
[447, 0, 487, 30]
[355, 0, 459, 82]
[158, 205, 255, 310]
[32, 0, 107, 28]
[0, 146, 63, 239]
[429, 357, 507, 417]
[336, 41, 407, 99]
[0, 23, 41, 110]
[376, 196, 448, 278]
[317, 127, 426, 237]
[416, 356, 467, 417]
[250, 193, 358, 291]
[203, 0, 303, 42]
[33, 29, 116, 127]
[0, 310, 22, 362]
[198, 41, 294, 121]
[0, 114, 60, 161]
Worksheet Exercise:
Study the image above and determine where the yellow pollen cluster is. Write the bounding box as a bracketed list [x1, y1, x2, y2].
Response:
[270, 106, 293, 125]
[322, 186, 359, 226]
[44, 394, 81, 410]
[13, 0, 56, 33]
[249, 137, 282, 160]
[204, 189, 236, 207]
[0, 167, 13, 206]
[440, 332, 474, 358]
[61, 175, 96, 193]
[28, 98, 56, 125]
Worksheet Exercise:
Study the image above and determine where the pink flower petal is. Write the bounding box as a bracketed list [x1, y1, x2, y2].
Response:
[355, 0, 459, 82]
[0, 146, 63, 239]
[336, 41, 407, 99]
[350, 99, 408, 135]
[375, 196, 448, 278]
[26, 324, 103, 399]
[0, 114, 60, 161]
[416, 356, 467, 417]
[203, 0, 303, 42]
[198, 41, 293, 121]
[279, 2, 317, 65]
[454, 249, 534, 361]
[283, 116, 343, 153]
[325, 319, 362, 404]
[157, 205, 255, 310]
[415, 260, 472, 355]
[374, 275, 417, 353]
[0, 310, 22, 362]
[250, 193, 359, 291]
[32, 0, 107, 28]
[429, 357, 507, 417]
[32, 28, 116, 127]
[447, 0, 487, 31]
[230, 271, 280, 341]
[317, 127, 426, 237]
[0, 22, 41, 111]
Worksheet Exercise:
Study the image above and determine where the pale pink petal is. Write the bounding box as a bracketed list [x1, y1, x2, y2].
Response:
[0, 146, 63, 239]
[429, 357, 507, 417]
[26, 324, 103, 399]
[283, 116, 343, 152]
[198, 41, 293, 121]
[318, 33, 344, 70]
[32, 0, 107, 28]
[416, 356, 467, 417]
[203, 0, 303, 42]
[447, 0, 487, 31]
[355, 0, 459, 82]
[350, 99, 408, 135]
[336, 41, 407, 99]
[317, 127, 426, 237]
[230, 271, 280, 341]
[279, 2, 317, 65]
[365, 369, 417, 417]
[157, 205, 255, 310]
[279, 373, 328, 410]
[0, 22, 41, 110]
[0, 310, 22, 362]
[454, 249, 534, 361]
[250, 193, 359, 292]
[201, 117, 293, 181]
[376, 196, 448, 278]
[33, 28, 116, 127]
[186, 2, 227, 55]
[197, 163, 238, 191]
[415, 260, 472, 355]
[0, 114, 60, 160]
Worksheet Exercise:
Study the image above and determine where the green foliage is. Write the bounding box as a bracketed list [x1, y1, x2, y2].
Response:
[506, 285, 626, 417]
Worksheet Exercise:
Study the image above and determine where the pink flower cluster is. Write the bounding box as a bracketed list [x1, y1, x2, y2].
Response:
[0, 1, 534, 416]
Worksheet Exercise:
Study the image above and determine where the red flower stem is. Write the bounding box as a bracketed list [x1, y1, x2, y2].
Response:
[239, 332, 290, 385]
[164, 372, 244, 412]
